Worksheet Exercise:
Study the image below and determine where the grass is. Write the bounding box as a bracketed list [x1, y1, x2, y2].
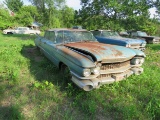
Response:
[0, 33, 160, 120]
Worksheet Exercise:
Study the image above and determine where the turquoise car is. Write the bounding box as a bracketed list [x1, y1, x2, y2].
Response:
[35, 28, 145, 91]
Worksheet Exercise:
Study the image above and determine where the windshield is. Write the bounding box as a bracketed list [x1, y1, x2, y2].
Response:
[56, 30, 97, 43]
[102, 31, 120, 37]
[137, 31, 148, 36]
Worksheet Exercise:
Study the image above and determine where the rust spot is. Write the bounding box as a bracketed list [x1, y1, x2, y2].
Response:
[110, 47, 123, 56]
[65, 42, 111, 51]
[64, 42, 123, 57]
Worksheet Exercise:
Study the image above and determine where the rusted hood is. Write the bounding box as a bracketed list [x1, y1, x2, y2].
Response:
[64, 42, 137, 62]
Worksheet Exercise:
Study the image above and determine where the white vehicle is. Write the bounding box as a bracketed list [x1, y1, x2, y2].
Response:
[3, 27, 41, 35]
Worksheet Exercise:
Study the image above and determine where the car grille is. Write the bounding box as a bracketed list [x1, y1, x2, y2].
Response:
[130, 44, 140, 46]
[97, 70, 131, 79]
[100, 60, 130, 70]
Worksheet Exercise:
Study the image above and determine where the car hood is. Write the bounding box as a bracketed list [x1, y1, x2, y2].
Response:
[3, 29, 12, 31]
[64, 42, 137, 63]
[109, 36, 146, 44]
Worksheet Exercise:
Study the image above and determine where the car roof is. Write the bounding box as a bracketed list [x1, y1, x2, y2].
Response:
[90, 29, 112, 32]
[46, 28, 88, 32]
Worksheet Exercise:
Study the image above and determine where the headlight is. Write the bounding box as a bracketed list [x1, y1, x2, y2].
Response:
[131, 58, 140, 65]
[126, 44, 131, 47]
[131, 58, 145, 65]
[91, 67, 100, 75]
[83, 69, 91, 77]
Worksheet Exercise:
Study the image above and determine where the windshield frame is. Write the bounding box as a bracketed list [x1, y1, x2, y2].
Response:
[101, 31, 120, 37]
[55, 30, 97, 44]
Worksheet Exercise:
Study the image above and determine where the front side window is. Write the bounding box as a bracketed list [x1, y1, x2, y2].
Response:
[49, 31, 55, 42]
[131, 32, 137, 37]
[56, 31, 63, 43]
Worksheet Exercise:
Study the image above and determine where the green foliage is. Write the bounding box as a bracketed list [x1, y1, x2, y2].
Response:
[0, 8, 13, 29]
[33, 81, 54, 90]
[4, 0, 23, 12]
[60, 6, 75, 28]
[15, 11, 33, 26]
[77, 0, 159, 32]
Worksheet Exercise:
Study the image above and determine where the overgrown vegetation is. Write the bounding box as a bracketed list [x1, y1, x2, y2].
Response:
[0, 32, 160, 120]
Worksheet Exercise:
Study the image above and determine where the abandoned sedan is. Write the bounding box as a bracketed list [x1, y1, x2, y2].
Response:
[128, 31, 160, 44]
[35, 29, 145, 91]
[91, 30, 146, 51]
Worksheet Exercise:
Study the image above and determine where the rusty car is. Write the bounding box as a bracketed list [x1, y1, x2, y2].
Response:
[34, 28, 145, 91]
[91, 30, 146, 51]
[128, 31, 160, 44]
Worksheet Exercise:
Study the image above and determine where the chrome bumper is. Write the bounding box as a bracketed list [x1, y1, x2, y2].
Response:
[71, 67, 143, 91]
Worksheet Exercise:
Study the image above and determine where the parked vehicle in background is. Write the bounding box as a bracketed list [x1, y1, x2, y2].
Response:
[91, 30, 146, 51]
[119, 31, 129, 37]
[3, 27, 41, 35]
[35, 28, 145, 91]
[128, 31, 160, 44]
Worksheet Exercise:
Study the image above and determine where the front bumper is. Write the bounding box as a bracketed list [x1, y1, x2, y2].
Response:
[129, 46, 145, 51]
[71, 67, 143, 91]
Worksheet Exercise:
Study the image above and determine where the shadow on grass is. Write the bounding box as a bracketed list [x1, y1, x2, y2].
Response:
[20, 44, 81, 92]
[0, 105, 24, 120]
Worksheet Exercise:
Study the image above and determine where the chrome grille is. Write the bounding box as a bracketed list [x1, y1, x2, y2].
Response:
[130, 44, 140, 46]
[101, 60, 130, 70]
[97, 70, 130, 79]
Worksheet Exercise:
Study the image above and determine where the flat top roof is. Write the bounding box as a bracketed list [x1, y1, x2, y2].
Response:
[46, 28, 87, 32]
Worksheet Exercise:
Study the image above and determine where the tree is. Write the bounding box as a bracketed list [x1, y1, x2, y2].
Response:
[29, 0, 65, 28]
[4, 0, 23, 12]
[20, 5, 39, 21]
[60, 6, 74, 27]
[77, 0, 154, 31]
[0, 5, 14, 29]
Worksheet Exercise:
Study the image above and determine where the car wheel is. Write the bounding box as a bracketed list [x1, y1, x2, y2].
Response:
[61, 64, 72, 81]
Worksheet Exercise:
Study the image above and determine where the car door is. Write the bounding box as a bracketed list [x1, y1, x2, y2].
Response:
[41, 31, 60, 66]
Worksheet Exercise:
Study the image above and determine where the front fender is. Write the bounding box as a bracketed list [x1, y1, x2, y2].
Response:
[130, 49, 146, 57]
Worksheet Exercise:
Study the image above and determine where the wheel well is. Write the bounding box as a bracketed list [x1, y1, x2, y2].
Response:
[59, 62, 64, 70]
[7, 32, 13, 34]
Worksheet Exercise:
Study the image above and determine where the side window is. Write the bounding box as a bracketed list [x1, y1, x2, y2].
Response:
[18, 28, 23, 30]
[23, 28, 27, 30]
[131, 32, 137, 37]
[44, 31, 50, 40]
[56, 31, 63, 43]
[49, 31, 55, 42]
